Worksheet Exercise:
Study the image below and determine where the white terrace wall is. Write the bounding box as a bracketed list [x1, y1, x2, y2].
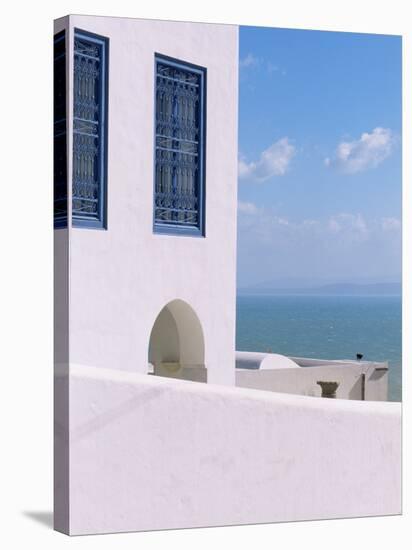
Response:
[236, 363, 388, 400]
[59, 365, 401, 535]
[59, 15, 239, 386]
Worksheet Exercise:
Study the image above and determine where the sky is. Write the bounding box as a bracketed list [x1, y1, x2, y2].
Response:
[237, 26, 402, 289]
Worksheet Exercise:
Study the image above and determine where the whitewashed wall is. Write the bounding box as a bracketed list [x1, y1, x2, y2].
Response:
[64, 15, 239, 386]
[60, 365, 401, 535]
[236, 363, 388, 400]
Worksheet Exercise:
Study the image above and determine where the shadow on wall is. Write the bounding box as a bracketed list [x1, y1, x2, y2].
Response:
[348, 376, 363, 400]
[148, 299, 207, 382]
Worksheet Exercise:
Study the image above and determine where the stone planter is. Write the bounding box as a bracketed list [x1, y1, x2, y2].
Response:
[317, 381, 340, 398]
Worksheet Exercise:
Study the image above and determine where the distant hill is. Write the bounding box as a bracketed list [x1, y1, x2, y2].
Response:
[238, 282, 402, 296]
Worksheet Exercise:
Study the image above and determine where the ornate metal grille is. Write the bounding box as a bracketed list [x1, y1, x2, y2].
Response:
[154, 56, 206, 234]
[54, 31, 67, 227]
[73, 30, 108, 227]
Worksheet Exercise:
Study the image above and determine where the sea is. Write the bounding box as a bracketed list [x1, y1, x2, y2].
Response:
[236, 294, 402, 402]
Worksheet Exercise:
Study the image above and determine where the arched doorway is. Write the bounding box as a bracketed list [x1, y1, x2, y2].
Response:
[148, 299, 206, 382]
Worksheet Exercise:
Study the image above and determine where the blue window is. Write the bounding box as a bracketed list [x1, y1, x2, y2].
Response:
[72, 29, 108, 228]
[54, 30, 67, 228]
[154, 55, 206, 236]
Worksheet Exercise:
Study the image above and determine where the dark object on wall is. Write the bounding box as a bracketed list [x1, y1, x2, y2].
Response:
[317, 381, 340, 398]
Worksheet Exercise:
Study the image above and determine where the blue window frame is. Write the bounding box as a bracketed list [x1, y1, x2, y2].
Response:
[54, 30, 68, 228]
[72, 29, 108, 229]
[154, 54, 206, 236]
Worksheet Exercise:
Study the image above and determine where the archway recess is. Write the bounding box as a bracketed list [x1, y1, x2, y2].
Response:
[148, 299, 206, 382]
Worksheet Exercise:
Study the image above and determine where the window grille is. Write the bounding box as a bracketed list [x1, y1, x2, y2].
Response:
[72, 29, 108, 228]
[54, 31, 67, 228]
[154, 55, 206, 235]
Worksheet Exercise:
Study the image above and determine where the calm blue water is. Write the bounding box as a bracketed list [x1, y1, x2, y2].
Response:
[236, 295, 402, 402]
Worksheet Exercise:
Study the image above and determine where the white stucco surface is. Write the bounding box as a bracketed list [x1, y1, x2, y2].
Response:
[60, 364, 401, 535]
[236, 351, 301, 369]
[235, 352, 388, 400]
[236, 362, 388, 400]
[62, 15, 239, 387]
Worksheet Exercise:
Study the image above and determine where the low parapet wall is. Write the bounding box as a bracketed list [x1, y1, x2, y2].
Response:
[55, 364, 401, 535]
[235, 351, 388, 401]
[236, 363, 388, 400]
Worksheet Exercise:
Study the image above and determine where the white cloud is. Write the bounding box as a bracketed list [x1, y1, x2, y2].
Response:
[266, 61, 279, 73]
[239, 138, 296, 182]
[325, 127, 395, 174]
[266, 62, 286, 75]
[302, 219, 320, 228]
[381, 217, 401, 231]
[327, 213, 368, 238]
[239, 53, 260, 69]
[238, 201, 258, 215]
[240, 55, 286, 77]
[237, 208, 401, 283]
[239, 209, 373, 248]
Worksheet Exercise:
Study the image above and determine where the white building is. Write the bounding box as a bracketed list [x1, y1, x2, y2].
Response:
[54, 15, 238, 387]
[54, 14, 401, 536]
